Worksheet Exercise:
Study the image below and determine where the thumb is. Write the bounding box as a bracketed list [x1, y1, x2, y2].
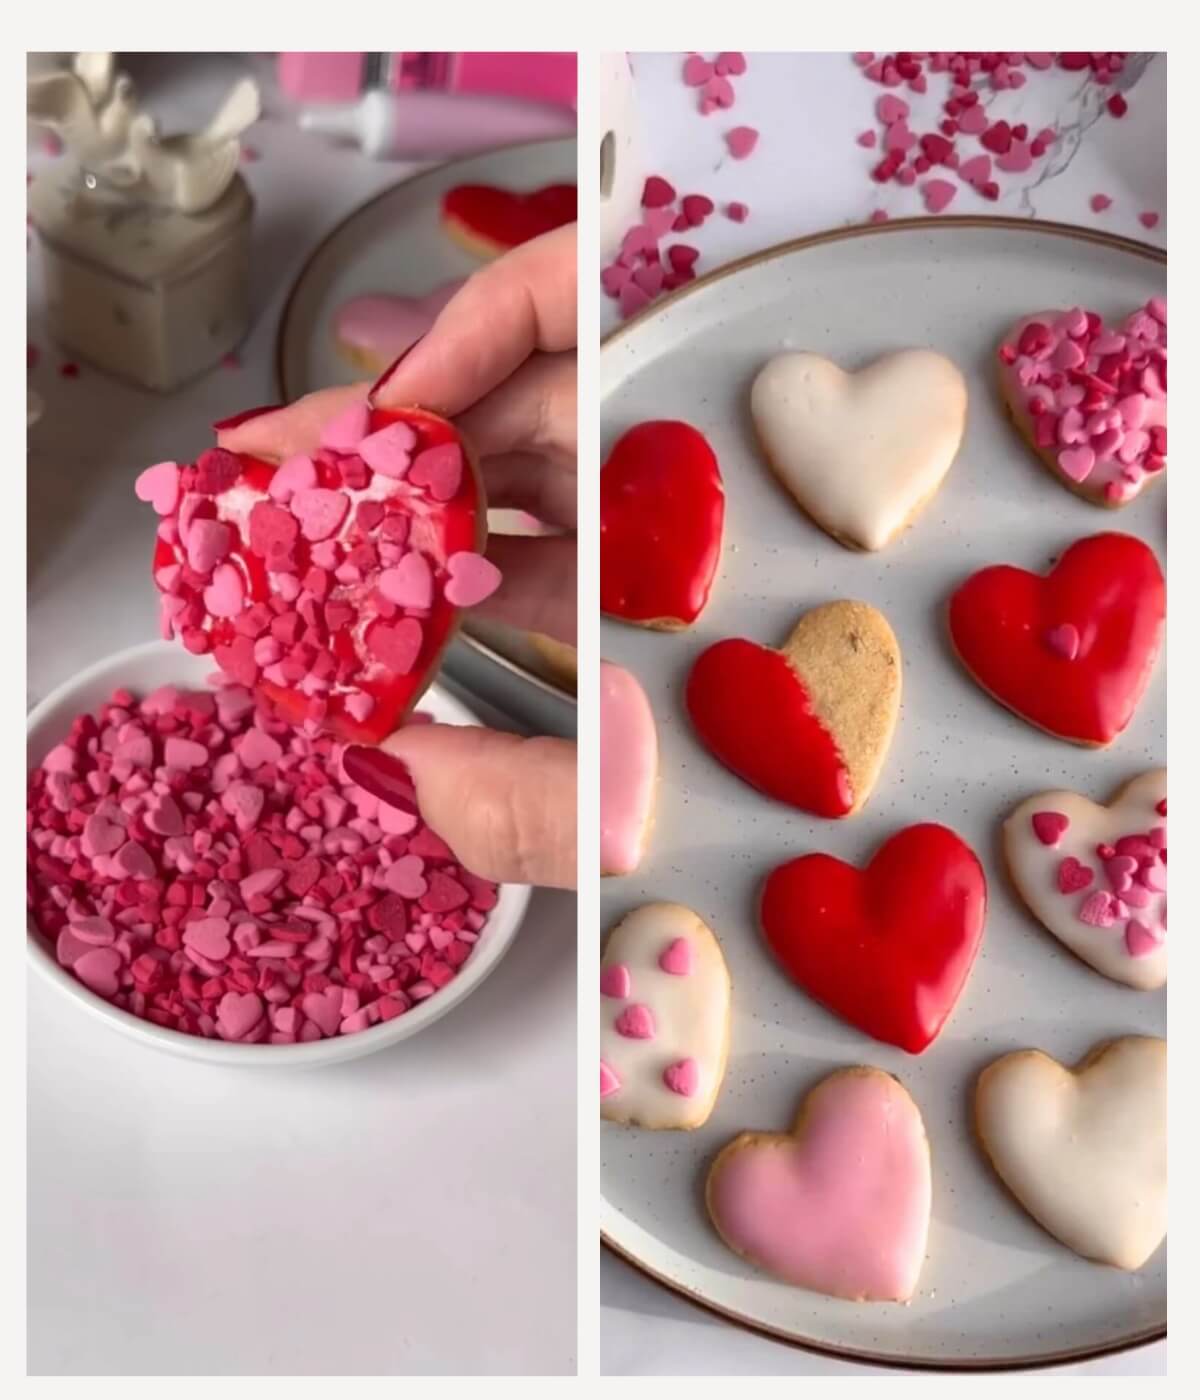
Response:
[343, 725, 576, 890]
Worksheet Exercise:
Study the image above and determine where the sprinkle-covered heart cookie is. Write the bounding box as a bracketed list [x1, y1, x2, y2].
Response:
[332, 281, 464, 375]
[975, 1036, 1166, 1270]
[750, 349, 967, 551]
[760, 823, 987, 1053]
[706, 1068, 932, 1301]
[685, 600, 900, 817]
[138, 400, 496, 745]
[601, 420, 724, 630]
[947, 532, 1165, 747]
[600, 661, 657, 876]
[441, 182, 577, 258]
[600, 902, 731, 1130]
[997, 299, 1166, 507]
[1003, 770, 1166, 990]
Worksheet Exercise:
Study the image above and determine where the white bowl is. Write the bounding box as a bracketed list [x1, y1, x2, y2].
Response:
[26, 640, 531, 1067]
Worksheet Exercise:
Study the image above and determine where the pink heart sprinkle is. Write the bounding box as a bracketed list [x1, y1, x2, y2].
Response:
[1078, 891, 1116, 928]
[319, 401, 370, 452]
[408, 443, 464, 501]
[702, 75, 735, 109]
[302, 988, 343, 1038]
[367, 617, 423, 674]
[662, 1058, 699, 1097]
[601, 262, 632, 297]
[644, 206, 676, 238]
[74, 947, 123, 998]
[600, 963, 631, 999]
[725, 125, 759, 160]
[958, 154, 991, 187]
[203, 562, 246, 619]
[1090, 193, 1113, 213]
[384, 854, 427, 898]
[134, 460, 180, 516]
[358, 422, 417, 479]
[1139, 211, 1160, 229]
[165, 737, 208, 770]
[682, 55, 713, 87]
[1057, 857, 1094, 894]
[82, 813, 124, 857]
[957, 105, 987, 136]
[69, 916, 115, 946]
[444, 551, 502, 608]
[215, 990, 263, 1041]
[996, 141, 1033, 174]
[922, 179, 957, 214]
[600, 1060, 621, 1098]
[183, 917, 232, 962]
[856, 130, 878, 148]
[145, 795, 184, 836]
[715, 51, 747, 76]
[614, 1003, 655, 1040]
[292, 488, 350, 542]
[1058, 445, 1096, 482]
[1044, 623, 1080, 661]
[222, 781, 264, 829]
[114, 841, 155, 878]
[236, 727, 283, 769]
[876, 94, 910, 125]
[619, 279, 651, 319]
[1125, 919, 1163, 958]
[267, 454, 317, 503]
[1031, 811, 1069, 846]
[186, 518, 232, 575]
[380, 551, 434, 610]
[884, 120, 915, 154]
[658, 938, 693, 976]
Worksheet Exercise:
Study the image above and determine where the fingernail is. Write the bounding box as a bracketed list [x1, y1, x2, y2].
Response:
[341, 745, 419, 814]
[368, 336, 425, 403]
[211, 403, 285, 433]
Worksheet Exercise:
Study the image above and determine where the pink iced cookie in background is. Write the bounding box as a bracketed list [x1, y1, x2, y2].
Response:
[600, 660, 657, 876]
[706, 1067, 932, 1302]
[601, 902, 731, 1130]
[331, 281, 465, 376]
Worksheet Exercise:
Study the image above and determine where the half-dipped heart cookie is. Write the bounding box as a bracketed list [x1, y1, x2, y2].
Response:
[706, 1068, 932, 1301]
[139, 399, 496, 746]
[750, 349, 967, 551]
[997, 299, 1166, 507]
[601, 902, 731, 1130]
[760, 823, 987, 1053]
[600, 661, 658, 877]
[685, 600, 900, 817]
[975, 1036, 1166, 1270]
[601, 420, 724, 630]
[948, 532, 1164, 747]
[1003, 770, 1166, 990]
[441, 182, 577, 258]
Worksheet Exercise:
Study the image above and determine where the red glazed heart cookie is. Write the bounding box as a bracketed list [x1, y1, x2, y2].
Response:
[685, 600, 900, 817]
[139, 402, 493, 746]
[947, 532, 1164, 747]
[997, 299, 1166, 507]
[760, 823, 987, 1053]
[441, 182, 577, 258]
[601, 420, 724, 630]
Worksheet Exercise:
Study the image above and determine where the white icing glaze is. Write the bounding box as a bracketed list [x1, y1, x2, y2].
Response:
[600, 902, 730, 1130]
[750, 349, 967, 552]
[1004, 770, 1166, 990]
[976, 1036, 1166, 1270]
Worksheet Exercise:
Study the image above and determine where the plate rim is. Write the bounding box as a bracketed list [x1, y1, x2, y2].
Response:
[272, 136, 578, 707]
[599, 214, 1167, 1371]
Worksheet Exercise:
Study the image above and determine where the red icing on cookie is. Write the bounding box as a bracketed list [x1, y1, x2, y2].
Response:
[685, 639, 852, 817]
[441, 183, 577, 252]
[948, 532, 1164, 746]
[761, 823, 987, 1054]
[150, 406, 482, 745]
[601, 420, 723, 628]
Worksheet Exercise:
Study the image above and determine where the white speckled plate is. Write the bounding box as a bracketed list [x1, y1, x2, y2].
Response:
[276, 137, 577, 704]
[600, 218, 1166, 1370]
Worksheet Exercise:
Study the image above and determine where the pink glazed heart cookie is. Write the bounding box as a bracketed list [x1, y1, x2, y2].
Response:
[601, 903, 731, 1129]
[1003, 769, 1166, 990]
[600, 661, 657, 876]
[332, 282, 464, 376]
[706, 1068, 931, 1301]
[996, 299, 1166, 507]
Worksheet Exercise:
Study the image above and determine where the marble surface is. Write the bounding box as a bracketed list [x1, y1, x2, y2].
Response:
[600, 50, 1167, 1377]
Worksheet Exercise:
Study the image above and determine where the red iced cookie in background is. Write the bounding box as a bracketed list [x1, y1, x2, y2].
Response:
[441, 182, 577, 258]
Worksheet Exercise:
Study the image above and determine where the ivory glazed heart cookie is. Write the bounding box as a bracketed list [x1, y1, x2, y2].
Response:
[600, 661, 657, 876]
[441, 182, 577, 258]
[750, 349, 967, 551]
[997, 299, 1166, 507]
[601, 420, 724, 630]
[975, 1036, 1166, 1270]
[685, 600, 900, 817]
[600, 903, 731, 1129]
[139, 401, 493, 745]
[1003, 770, 1166, 990]
[706, 1068, 932, 1301]
[332, 281, 464, 375]
[760, 823, 987, 1053]
[948, 532, 1165, 747]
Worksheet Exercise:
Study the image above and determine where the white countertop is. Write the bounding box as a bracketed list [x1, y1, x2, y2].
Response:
[600, 50, 1166, 1377]
[27, 53, 575, 1377]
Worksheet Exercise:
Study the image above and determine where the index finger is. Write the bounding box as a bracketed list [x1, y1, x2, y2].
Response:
[372, 222, 577, 418]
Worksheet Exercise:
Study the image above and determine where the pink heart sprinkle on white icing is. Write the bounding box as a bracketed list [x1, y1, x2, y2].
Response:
[663, 1058, 699, 1097]
[658, 938, 692, 976]
[614, 1003, 655, 1039]
[600, 963, 631, 999]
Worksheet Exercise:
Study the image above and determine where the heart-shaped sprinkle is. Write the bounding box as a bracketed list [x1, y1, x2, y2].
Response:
[663, 1058, 699, 1096]
[82, 813, 124, 857]
[384, 854, 428, 898]
[380, 551, 433, 610]
[715, 51, 747, 76]
[1045, 623, 1080, 661]
[600, 1060, 621, 1097]
[682, 54, 714, 86]
[1125, 919, 1163, 957]
[134, 461, 180, 516]
[359, 421, 417, 480]
[236, 727, 283, 769]
[319, 401, 370, 452]
[1057, 856, 1095, 893]
[614, 1003, 655, 1040]
[203, 563, 246, 619]
[1078, 890, 1116, 927]
[444, 551, 501, 607]
[658, 938, 692, 976]
[302, 987, 344, 1037]
[74, 947, 123, 997]
[1058, 445, 1096, 482]
[292, 488, 350, 542]
[958, 153, 992, 187]
[183, 917, 232, 962]
[1032, 811, 1069, 846]
[702, 75, 735, 109]
[222, 781, 264, 829]
[408, 443, 464, 501]
[267, 454, 317, 503]
[367, 618, 423, 674]
[186, 519, 232, 574]
[69, 916, 115, 946]
[876, 94, 909, 124]
[922, 178, 957, 213]
[600, 963, 631, 999]
[725, 125, 759, 159]
[216, 990, 264, 1041]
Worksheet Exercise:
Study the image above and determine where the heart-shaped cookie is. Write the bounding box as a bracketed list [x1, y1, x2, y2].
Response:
[1003, 770, 1166, 990]
[750, 349, 967, 551]
[706, 1068, 931, 1301]
[141, 402, 487, 745]
[997, 300, 1166, 507]
[760, 823, 986, 1053]
[948, 532, 1164, 747]
[441, 182, 577, 258]
[601, 903, 731, 1130]
[685, 600, 900, 817]
[600, 661, 657, 876]
[332, 281, 464, 375]
[601, 420, 724, 630]
[975, 1036, 1166, 1270]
